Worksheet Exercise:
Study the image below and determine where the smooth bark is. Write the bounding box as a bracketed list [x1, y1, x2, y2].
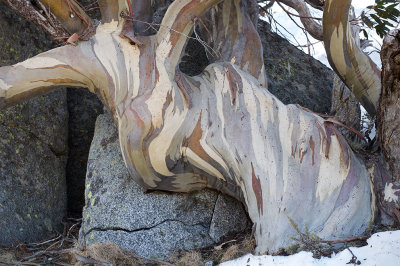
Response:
[323, 0, 381, 116]
[0, 0, 378, 253]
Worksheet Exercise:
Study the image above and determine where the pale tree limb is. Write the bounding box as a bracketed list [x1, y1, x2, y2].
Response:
[156, 0, 224, 73]
[0, 42, 110, 109]
[323, 0, 381, 116]
[278, 0, 323, 40]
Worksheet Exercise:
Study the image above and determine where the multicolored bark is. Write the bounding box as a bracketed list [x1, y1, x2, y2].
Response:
[323, 0, 381, 116]
[0, 0, 388, 253]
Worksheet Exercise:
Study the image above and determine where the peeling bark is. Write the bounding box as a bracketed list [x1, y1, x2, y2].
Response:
[0, 0, 390, 254]
[379, 29, 400, 181]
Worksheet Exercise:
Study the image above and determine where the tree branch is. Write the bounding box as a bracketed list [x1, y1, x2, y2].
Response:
[156, 0, 223, 73]
[202, 0, 266, 84]
[39, 0, 92, 34]
[98, 0, 127, 23]
[304, 0, 324, 11]
[0, 43, 108, 109]
[278, 0, 323, 40]
[323, 0, 381, 116]
[0, 0, 69, 38]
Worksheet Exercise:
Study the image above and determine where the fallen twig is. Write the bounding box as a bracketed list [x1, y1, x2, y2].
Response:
[0, 261, 41, 266]
[73, 253, 112, 266]
[214, 239, 237, 250]
[296, 104, 366, 141]
[320, 235, 369, 245]
[22, 248, 75, 261]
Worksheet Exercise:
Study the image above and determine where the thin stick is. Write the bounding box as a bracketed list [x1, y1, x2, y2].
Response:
[320, 235, 369, 245]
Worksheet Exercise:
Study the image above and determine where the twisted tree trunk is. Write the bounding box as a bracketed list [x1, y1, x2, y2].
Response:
[0, 0, 396, 253]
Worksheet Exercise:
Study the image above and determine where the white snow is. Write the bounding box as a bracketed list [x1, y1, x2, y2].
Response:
[221, 230, 400, 266]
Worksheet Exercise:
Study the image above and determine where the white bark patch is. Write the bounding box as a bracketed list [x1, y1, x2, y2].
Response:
[384, 183, 399, 203]
[316, 136, 350, 202]
[213, 67, 241, 174]
[93, 23, 121, 103]
[118, 37, 141, 100]
[329, 23, 347, 77]
[0, 79, 11, 91]
[16, 57, 66, 69]
[148, 90, 187, 177]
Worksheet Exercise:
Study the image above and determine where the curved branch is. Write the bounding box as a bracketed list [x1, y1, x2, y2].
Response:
[279, 0, 323, 40]
[156, 0, 223, 73]
[0, 42, 108, 109]
[323, 0, 381, 116]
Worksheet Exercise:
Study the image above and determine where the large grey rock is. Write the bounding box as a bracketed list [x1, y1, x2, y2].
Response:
[260, 22, 333, 114]
[79, 113, 250, 258]
[0, 3, 68, 245]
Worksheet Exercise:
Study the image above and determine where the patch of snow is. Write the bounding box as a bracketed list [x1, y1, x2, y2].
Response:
[221, 230, 400, 266]
[384, 183, 400, 204]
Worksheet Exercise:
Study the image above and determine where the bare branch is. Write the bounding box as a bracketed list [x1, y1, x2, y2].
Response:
[278, 0, 323, 40]
[156, 0, 223, 72]
[305, 0, 324, 11]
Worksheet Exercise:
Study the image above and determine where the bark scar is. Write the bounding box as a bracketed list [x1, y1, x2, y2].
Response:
[251, 162, 263, 216]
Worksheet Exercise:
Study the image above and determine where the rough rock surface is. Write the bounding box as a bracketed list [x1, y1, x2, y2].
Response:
[79, 113, 250, 258]
[259, 22, 333, 114]
[0, 3, 68, 245]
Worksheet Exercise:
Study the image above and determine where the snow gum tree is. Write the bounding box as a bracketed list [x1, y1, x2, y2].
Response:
[0, 0, 398, 254]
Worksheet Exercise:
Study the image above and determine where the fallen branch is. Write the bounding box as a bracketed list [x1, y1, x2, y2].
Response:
[320, 235, 369, 245]
[296, 104, 366, 141]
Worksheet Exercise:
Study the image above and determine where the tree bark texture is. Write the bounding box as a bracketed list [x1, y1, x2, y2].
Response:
[379, 30, 400, 181]
[323, 0, 381, 117]
[0, 0, 392, 253]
